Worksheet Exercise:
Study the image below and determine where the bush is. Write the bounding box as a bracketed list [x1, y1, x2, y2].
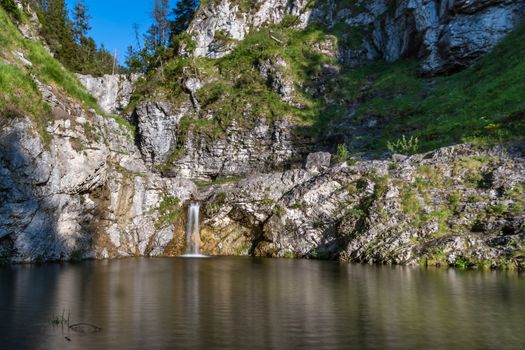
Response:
[280, 14, 301, 28]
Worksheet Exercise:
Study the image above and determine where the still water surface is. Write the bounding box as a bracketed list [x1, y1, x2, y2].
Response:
[0, 257, 524, 349]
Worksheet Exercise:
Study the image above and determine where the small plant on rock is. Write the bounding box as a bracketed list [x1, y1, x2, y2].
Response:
[334, 143, 350, 163]
[387, 135, 419, 155]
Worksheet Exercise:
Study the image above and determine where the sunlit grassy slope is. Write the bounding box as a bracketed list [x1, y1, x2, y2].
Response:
[138, 18, 525, 156]
[0, 6, 99, 141]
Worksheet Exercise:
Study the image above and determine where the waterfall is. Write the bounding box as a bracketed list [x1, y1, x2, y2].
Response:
[185, 202, 201, 255]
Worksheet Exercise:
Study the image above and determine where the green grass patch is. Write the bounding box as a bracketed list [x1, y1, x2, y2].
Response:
[136, 11, 525, 158]
[0, 6, 103, 139]
[155, 195, 181, 229]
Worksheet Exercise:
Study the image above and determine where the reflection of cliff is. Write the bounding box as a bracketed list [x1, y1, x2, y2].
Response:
[1, 259, 525, 348]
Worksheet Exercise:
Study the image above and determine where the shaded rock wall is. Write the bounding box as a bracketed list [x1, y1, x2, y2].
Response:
[0, 82, 195, 263]
[131, 101, 309, 179]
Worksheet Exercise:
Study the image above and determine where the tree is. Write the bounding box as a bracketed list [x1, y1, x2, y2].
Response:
[124, 45, 146, 73]
[146, 0, 170, 51]
[32, 0, 114, 75]
[72, 0, 91, 43]
[170, 0, 198, 38]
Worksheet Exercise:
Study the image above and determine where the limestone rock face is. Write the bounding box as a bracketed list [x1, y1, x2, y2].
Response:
[259, 57, 295, 104]
[0, 99, 195, 263]
[132, 101, 307, 179]
[77, 74, 141, 114]
[323, 0, 525, 74]
[199, 144, 525, 268]
[188, 0, 525, 75]
[132, 101, 186, 165]
[187, 0, 312, 58]
[305, 152, 331, 173]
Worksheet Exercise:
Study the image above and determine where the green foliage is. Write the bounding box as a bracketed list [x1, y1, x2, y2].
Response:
[34, 0, 115, 75]
[400, 188, 420, 216]
[280, 14, 301, 28]
[387, 135, 419, 155]
[447, 192, 461, 210]
[0, 63, 51, 143]
[422, 247, 448, 267]
[334, 143, 349, 163]
[487, 203, 509, 216]
[111, 115, 136, 135]
[455, 256, 470, 270]
[283, 251, 295, 259]
[170, 32, 197, 55]
[510, 202, 524, 215]
[0, 0, 21, 21]
[171, 0, 199, 36]
[0, 5, 101, 119]
[155, 195, 181, 229]
[134, 6, 525, 157]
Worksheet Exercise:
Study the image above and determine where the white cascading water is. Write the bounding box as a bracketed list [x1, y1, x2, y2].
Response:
[185, 202, 201, 256]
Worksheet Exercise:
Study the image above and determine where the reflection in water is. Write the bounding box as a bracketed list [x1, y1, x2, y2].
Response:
[0, 258, 524, 349]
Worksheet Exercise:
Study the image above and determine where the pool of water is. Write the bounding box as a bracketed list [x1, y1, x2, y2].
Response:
[0, 257, 524, 349]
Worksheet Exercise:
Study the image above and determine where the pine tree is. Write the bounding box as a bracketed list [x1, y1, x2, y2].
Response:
[32, 0, 114, 75]
[125, 45, 146, 73]
[72, 0, 91, 43]
[170, 0, 198, 37]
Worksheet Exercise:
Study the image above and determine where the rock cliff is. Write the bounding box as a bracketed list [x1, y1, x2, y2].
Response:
[76, 74, 141, 115]
[1, 0, 524, 270]
[193, 145, 525, 269]
[0, 73, 195, 262]
[188, 0, 525, 75]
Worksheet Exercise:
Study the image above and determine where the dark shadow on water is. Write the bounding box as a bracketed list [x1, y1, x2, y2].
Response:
[0, 117, 104, 348]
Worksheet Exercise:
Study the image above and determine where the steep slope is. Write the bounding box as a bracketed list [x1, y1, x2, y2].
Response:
[188, 0, 525, 75]
[1, 1, 524, 270]
[119, 0, 525, 269]
[129, 0, 525, 180]
[0, 6, 195, 262]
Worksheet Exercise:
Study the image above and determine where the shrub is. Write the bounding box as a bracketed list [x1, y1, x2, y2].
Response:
[280, 14, 301, 28]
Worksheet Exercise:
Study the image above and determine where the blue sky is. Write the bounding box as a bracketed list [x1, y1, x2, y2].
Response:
[66, 0, 176, 65]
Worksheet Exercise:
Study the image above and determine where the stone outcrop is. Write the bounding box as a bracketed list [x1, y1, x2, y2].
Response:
[259, 56, 296, 104]
[199, 144, 525, 269]
[0, 80, 195, 263]
[188, 0, 525, 75]
[77, 74, 141, 114]
[2, 0, 524, 271]
[187, 0, 311, 58]
[132, 101, 186, 165]
[131, 101, 309, 179]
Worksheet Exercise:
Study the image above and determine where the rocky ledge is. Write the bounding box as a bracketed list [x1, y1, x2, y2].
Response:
[198, 144, 525, 270]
